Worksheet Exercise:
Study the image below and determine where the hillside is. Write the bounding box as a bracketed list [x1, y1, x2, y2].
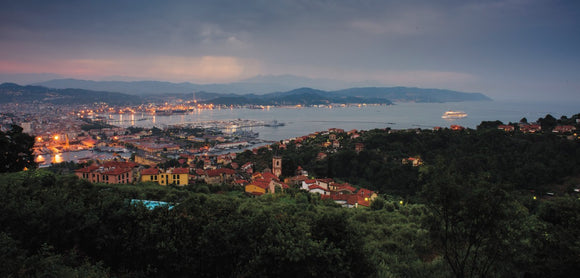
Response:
[0, 83, 141, 105]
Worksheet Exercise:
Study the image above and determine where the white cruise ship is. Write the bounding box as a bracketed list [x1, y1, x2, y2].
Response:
[442, 110, 468, 119]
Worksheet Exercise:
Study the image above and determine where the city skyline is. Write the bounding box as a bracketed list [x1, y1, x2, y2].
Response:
[1, 0, 579, 101]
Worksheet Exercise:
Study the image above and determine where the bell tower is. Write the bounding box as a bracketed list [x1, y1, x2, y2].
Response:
[272, 156, 282, 178]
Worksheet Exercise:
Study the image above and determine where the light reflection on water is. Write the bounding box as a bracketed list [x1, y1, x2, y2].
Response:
[36, 150, 131, 167]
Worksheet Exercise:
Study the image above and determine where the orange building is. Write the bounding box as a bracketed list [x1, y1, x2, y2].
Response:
[75, 161, 138, 184]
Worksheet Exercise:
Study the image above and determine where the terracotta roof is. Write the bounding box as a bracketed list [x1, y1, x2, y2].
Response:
[234, 179, 248, 185]
[294, 175, 308, 181]
[205, 168, 236, 177]
[334, 184, 356, 193]
[261, 172, 278, 181]
[357, 188, 375, 197]
[250, 179, 271, 189]
[141, 168, 159, 175]
[104, 168, 132, 175]
[317, 178, 333, 183]
[172, 168, 189, 174]
[102, 161, 138, 169]
[347, 195, 370, 207]
[308, 184, 328, 191]
[74, 165, 99, 173]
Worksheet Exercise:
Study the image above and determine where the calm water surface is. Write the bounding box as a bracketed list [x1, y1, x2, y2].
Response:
[106, 100, 580, 141]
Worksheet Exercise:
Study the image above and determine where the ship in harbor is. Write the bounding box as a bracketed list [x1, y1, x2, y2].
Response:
[442, 110, 468, 119]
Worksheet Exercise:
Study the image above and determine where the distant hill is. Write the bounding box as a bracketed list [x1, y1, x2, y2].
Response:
[199, 87, 488, 105]
[0, 83, 141, 105]
[32, 78, 297, 96]
[332, 87, 491, 102]
[14, 78, 493, 106]
[32, 75, 365, 95]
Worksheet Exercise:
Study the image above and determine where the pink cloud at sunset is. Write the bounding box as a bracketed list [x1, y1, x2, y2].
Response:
[0, 56, 261, 83]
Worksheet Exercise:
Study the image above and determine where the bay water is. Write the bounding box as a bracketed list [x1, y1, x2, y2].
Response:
[106, 100, 580, 141]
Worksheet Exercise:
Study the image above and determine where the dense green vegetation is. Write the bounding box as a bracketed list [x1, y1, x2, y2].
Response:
[247, 116, 580, 199]
[0, 124, 36, 173]
[1, 169, 578, 277]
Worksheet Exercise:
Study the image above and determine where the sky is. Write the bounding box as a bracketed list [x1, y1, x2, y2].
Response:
[0, 0, 579, 101]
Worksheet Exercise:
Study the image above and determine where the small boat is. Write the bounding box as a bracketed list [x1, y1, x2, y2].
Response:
[442, 110, 467, 119]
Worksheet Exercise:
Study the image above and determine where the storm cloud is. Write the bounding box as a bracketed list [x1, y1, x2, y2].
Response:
[1, 0, 579, 100]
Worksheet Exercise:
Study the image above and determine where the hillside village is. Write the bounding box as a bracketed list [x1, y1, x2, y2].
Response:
[73, 128, 381, 208]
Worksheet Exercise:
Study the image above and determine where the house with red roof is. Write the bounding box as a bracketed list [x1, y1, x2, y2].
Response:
[75, 161, 138, 184]
[357, 188, 377, 202]
[245, 169, 288, 195]
[402, 157, 423, 167]
[301, 179, 318, 190]
[553, 125, 576, 134]
[330, 182, 356, 194]
[241, 162, 254, 174]
[141, 167, 189, 186]
[203, 168, 236, 184]
[308, 184, 330, 195]
[520, 124, 542, 133]
[498, 125, 515, 132]
[450, 125, 465, 131]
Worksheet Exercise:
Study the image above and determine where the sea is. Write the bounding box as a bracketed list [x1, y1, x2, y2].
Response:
[104, 100, 580, 142]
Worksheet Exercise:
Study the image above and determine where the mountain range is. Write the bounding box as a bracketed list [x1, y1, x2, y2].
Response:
[30, 75, 372, 95]
[1, 78, 492, 106]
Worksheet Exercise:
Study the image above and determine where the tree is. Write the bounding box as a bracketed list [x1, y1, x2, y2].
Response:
[421, 162, 530, 278]
[0, 124, 36, 172]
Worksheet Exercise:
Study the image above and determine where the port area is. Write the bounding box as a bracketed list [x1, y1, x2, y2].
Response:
[168, 119, 284, 130]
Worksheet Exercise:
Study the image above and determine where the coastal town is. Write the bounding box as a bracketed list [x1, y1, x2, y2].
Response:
[2, 100, 579, 208]
[0, 101, 383, 207]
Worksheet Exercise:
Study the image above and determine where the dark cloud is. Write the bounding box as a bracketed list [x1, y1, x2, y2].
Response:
[0, 0, 579, 100]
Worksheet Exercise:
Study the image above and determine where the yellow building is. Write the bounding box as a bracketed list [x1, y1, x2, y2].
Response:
[245, 182, 268, 196]
[141, 168, 189, 186]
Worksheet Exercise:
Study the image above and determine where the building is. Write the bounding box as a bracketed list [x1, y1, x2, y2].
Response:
[402, 157, 423, 167]
[355, 143, 364, 153]
[520, 124, 541, 133]
[141, 167, 189, 186]
[450, 125, 465, 131]
[245, 170, 288, 195]
[202, 168, 236, 184]
[134, 154, 166, 167]
[498, 125, 515, 132]
[75, 161, 138, 184]
[272, 156, 282, 178]
[553, 125, 576, 133]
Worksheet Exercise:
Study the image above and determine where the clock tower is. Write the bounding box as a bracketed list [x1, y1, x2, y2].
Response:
[272, 156, 282, 178]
